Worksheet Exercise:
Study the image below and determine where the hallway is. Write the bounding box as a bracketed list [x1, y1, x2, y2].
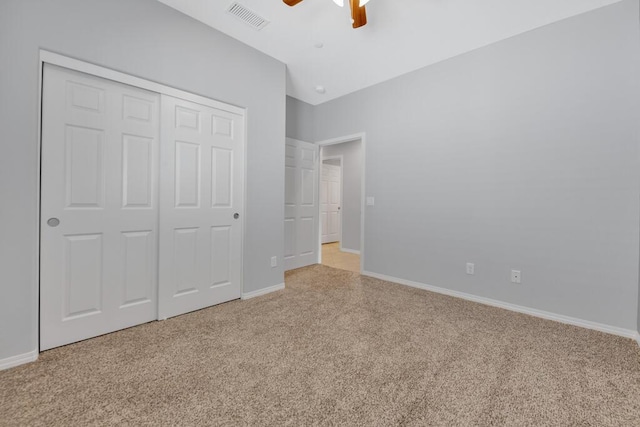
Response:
[321, 242, 360, 273]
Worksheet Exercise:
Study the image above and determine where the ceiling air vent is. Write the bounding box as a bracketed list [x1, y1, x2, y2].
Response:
[227, 2, 270, 30]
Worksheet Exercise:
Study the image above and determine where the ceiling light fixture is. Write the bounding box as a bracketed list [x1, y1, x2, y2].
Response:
[284, 0, 370, 28]
[332, 0, 370, 7]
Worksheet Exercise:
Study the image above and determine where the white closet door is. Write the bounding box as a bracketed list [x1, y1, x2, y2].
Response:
[284, 138, 319, 271]
[321, 163, 341, 244]
[40, 64, 160, 350]
[158, 95, 244, 319]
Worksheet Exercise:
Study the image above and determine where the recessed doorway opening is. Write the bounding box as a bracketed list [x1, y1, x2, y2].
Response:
[318, 137, 363, 273]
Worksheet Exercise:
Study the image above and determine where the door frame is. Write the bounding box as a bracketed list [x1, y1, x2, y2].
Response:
[319, 155, 344, 247]
[316, 133, 366, 273]
[36, 50, 248, 353]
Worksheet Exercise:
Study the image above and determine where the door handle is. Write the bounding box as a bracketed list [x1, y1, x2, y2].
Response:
[234, 213, 240, 219]
[47, 218, 60, 227]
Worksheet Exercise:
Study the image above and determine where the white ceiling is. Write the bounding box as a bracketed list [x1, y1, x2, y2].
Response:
[157, 0, 622, 105]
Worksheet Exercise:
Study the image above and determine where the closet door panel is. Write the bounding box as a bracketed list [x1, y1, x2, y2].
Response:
[158, 95, 244, 319]
[40, 64, 159, 350]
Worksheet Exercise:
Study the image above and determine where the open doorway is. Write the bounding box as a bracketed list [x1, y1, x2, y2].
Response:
[318, 137, 363, 273]
[321, 157, 342, 245]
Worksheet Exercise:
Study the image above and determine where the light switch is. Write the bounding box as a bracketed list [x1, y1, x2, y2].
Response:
[366, 196, 375, 206]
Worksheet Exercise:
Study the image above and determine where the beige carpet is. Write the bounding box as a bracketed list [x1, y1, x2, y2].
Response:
[1, 265, 639, 426]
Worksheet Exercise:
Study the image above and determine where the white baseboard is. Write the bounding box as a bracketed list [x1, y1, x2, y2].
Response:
[241, 283, 285, 300]
[340, 248, 360, 255]
[362, 271, 638, 340]
[0, 349, 38, 371]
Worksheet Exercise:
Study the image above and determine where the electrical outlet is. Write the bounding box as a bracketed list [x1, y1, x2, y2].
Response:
[466, 263, 475, 275]
[366, 196, 375, 206]
[271, 256, 277, 268]
[511, 270, 521, 284]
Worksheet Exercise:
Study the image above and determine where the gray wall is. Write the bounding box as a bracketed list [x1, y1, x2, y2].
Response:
[0, 0, 286, 361]
[304, 0, 640, 331]
[286, 97, 315, 142]
[323, 141, 362, 252]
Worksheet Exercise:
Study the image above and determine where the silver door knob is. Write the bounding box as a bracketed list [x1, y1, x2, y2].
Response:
[47, 218, 60, 227]
[234, 213, 239, 219]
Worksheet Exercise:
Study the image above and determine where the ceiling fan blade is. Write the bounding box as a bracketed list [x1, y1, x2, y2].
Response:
[350, 0, 367, 28]
[283, 0, 304, 6]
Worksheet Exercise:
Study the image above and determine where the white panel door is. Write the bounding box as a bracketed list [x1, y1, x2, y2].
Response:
[284, 138, 319, 271]
[40, 64, 160, 350]
[159, 95, 244, 319]
[321, 164, 341, 244]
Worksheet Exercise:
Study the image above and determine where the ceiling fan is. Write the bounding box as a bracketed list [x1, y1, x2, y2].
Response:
[283, 0, 370, 29]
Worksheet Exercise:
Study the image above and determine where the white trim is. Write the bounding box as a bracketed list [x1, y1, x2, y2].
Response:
[0, 350, 38, 371]
[362, 271, 638, 339]
[316, 133, 366, 274]
[241, 283, 285, 300]
[317, 145, 323, 265]
[316, 133, 365, 147]
[40, 50, 245, 115]
[340, 248, 360, 255]
[35, 51, 44, 356]
[240, 108, 249, 298]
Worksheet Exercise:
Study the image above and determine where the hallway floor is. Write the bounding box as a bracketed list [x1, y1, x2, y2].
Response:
[321, 242, 360, 273]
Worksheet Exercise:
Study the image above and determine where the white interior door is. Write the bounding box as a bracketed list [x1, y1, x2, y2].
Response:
[158, 95, 244, 319]
[321, 163, 341, 244]
[40, 64, 160, 350]
[284, 138, 318, 271]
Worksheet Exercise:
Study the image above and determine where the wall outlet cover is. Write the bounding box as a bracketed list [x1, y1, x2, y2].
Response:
[466, 263, 475, 275]
[511, 270, 522, 284]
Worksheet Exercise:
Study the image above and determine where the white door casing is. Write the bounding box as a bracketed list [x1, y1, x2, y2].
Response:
[40, 64, 160, 350]
[321, 163, 341, 244]
[284, 138, 318, 271]
[158, 95, 244, 319]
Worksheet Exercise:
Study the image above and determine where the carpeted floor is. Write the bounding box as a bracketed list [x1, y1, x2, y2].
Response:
[1, 264, 640, 426]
